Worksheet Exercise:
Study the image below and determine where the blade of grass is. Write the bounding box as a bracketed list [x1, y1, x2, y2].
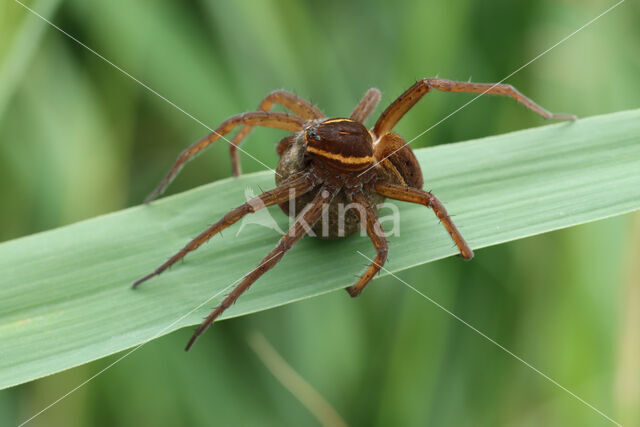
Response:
[1, 109, 639, 390]
[0, 0, 63, 120]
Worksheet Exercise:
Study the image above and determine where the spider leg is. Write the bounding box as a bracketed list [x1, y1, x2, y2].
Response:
[373, 78, 576, 136]
[185, 184, 338, 351]
[145, 111, 307, 203]
[349, 88, 382, 123]
[346, 191, 389, 297]
[132, 173, 316, 289]
[230, 90, 325, 176]
[374, 181, 474, 260]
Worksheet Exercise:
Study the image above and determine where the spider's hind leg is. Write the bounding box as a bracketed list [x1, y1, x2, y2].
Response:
[350, 88, 382, 123]
[146, 111, 307, 203]
[373, 78, 575, 136]
[230, 90, 325, 176]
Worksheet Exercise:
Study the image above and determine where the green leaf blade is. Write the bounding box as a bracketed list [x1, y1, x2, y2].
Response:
[1, 109, 639, 390]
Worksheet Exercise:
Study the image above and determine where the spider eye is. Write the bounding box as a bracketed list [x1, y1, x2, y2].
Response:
[304, 119, 373, 171]
[307, 127, 322, 141]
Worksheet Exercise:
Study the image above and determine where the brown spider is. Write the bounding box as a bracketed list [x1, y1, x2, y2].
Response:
[132, 78, 575, 350]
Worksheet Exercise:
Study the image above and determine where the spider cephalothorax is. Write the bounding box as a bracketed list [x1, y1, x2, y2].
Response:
[304, 118, 375, 171]
[276, 118, 384, 239]
[132, 78, 575, 350]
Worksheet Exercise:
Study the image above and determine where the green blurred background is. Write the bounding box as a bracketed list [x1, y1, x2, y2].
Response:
[1, 0, 638, 425]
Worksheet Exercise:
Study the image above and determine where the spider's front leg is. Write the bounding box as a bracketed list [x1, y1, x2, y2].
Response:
[145, 111, 307, 203]
[229, 90, 325, 176]
[185, 184, 339, 350]
[374, 181, 474, 260]
[132, 173, 315, 289]
[346, 191, 389, 297]
[373, 78, 576, 136]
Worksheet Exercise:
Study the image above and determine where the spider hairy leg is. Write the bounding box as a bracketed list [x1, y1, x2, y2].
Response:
[131, 174, 315, 289]
[185, 185, 339, 351]
[230, 90, 325, 176]
[349, 88, 382, 123]
[346, 191, 389, 297]
[374, 181, 474, 260]
[145, 111, 307, 203]
[373, 77, 576, 136]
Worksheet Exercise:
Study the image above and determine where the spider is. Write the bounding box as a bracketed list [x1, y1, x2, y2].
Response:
[131, 78, 575, 350]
